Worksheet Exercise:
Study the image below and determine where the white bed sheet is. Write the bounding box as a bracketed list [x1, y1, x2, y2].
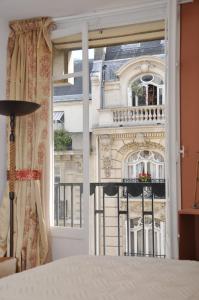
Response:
[0, 255, 199, 300]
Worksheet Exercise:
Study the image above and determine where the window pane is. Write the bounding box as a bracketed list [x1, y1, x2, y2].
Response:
[137, 230, 143, 254]
[53, 34, 85, 228]
[148, 84, 157, 105]
[159, 87, 163, 105]
[148, 229, 158, 255]
[130, 232, 134, 254]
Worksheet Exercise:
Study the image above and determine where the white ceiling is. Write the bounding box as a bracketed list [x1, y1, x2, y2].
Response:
[0, 0, 140, 21]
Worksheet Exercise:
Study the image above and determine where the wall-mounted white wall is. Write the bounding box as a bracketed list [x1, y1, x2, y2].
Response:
[0, 19, 9, 204]
[50, 229, 89, 260]
[54, 100, 92, 132]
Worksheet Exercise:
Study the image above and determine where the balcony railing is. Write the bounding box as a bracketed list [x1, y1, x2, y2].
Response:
[54, 183, 83, 227]
[113, 105, 165, 124]
[54, 181, 166, 258]
[98, 105, 165, 127]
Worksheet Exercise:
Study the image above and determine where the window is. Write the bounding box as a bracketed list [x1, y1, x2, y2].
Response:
[129, 217, 165, 257]
[126, 150, 165, 180]
[49, 0, 182, 260]
[53, 111, 64, 130]
[131, 74, 164, 107]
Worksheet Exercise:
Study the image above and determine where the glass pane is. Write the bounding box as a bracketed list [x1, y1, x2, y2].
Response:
[148, 229, 158, 256]
[137, 230, 143, 254]
[130, 231, 134, 254]
[159, 87, 163, 105]
[53, 33, 85, 228]
[148, 84, 157, 105]
[142, 74, 153, 82]
[53, 85, 84, 228]
[88, 32, 166, 258]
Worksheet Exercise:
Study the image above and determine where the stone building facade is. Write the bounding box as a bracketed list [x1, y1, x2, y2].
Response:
[53, 40, 166, 256]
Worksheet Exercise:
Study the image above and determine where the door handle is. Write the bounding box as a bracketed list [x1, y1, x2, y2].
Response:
[179, 145, 184, 158]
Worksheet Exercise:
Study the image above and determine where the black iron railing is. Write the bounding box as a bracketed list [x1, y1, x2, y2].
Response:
[54, 183, 83, 227]
[54, 181, 166, 257]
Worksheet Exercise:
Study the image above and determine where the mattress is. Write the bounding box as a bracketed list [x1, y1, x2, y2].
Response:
[0, 255, 199, 300]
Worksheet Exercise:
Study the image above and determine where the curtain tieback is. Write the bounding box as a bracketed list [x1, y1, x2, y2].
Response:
[7, 169, 42, 181]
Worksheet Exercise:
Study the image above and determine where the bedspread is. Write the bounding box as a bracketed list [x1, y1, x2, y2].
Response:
[0, 255, 199, 300]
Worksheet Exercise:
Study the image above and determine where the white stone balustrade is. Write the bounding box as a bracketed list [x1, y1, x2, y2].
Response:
[113, 105, 165, 124]
[98, 105, 165, 127]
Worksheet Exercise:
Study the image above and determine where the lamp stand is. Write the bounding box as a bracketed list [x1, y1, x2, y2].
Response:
[0, 100, 40, 258]
[9, 115, 16, 257]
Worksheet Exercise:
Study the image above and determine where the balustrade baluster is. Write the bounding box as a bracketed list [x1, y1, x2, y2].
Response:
[127, 109, 130, 121]
[125, 109, 128, 122]
[140, 108, 144, 122]
[143, 107, 146, 121]
[122, 110, 125, 122]
[113, 111, 116, 122]
[148, 107, 152, 121]
[119, 110, 122, 122]
[115, 111, 118, 122]
[161, 107, 164, 120]
[157, 107, 161, 121]
[131, 108, 134, 121]
[134, 107, 137, 121]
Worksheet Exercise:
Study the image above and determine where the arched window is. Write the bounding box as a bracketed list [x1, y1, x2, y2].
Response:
[126, 150, 164, 179]
[129, 217, 165, 257]
[131, 74, 164, 107]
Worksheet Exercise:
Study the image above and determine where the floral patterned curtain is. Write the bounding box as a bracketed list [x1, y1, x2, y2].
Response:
[0, 17, 55, 271]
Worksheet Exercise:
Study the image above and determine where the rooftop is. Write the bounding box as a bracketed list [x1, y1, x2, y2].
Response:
[53, 40, 165, 101]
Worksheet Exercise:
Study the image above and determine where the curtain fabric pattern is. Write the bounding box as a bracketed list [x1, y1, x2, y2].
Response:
[0, 17, 54, 271]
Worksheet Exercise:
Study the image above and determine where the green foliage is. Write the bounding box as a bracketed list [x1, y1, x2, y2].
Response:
[131, 80, 144, 97]
[54, 129, 72, 151]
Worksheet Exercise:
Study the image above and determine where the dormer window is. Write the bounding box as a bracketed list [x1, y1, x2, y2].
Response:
[131, 74, 164, 107]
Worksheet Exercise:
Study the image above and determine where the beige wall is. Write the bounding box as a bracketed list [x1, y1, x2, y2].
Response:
[54, 101, 92, 132]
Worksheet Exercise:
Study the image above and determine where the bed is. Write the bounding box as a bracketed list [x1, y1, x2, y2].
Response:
[0, 255, 199, 300]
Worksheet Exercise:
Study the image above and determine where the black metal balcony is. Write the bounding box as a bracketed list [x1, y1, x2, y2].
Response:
[54, 180, 166, 258]
[54, 183, 83, 227]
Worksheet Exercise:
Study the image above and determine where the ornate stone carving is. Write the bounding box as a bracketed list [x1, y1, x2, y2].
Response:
[103, 157, 112, 177]
[100, 135, 113, 151]
[119, 141, 165, 155]
[100, 135, 113, 178]
[140, 61, 150, 73]
[134, 133, 146, 144]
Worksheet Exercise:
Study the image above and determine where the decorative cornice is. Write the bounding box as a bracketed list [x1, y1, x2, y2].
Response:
[93, 125, 165, 136]
[97, 131, 165, 140]
[119, 141, 165, 155]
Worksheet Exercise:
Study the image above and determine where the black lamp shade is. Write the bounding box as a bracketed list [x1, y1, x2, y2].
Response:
[0, 100, 40, 116]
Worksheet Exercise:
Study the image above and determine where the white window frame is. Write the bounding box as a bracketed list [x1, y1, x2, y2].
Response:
[130, 74, 164, 107]
[129, 218, 163, 256]
[50, 0, 191, 258]
[126, 150, 165, 180]
[51, 24, 90, 249]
